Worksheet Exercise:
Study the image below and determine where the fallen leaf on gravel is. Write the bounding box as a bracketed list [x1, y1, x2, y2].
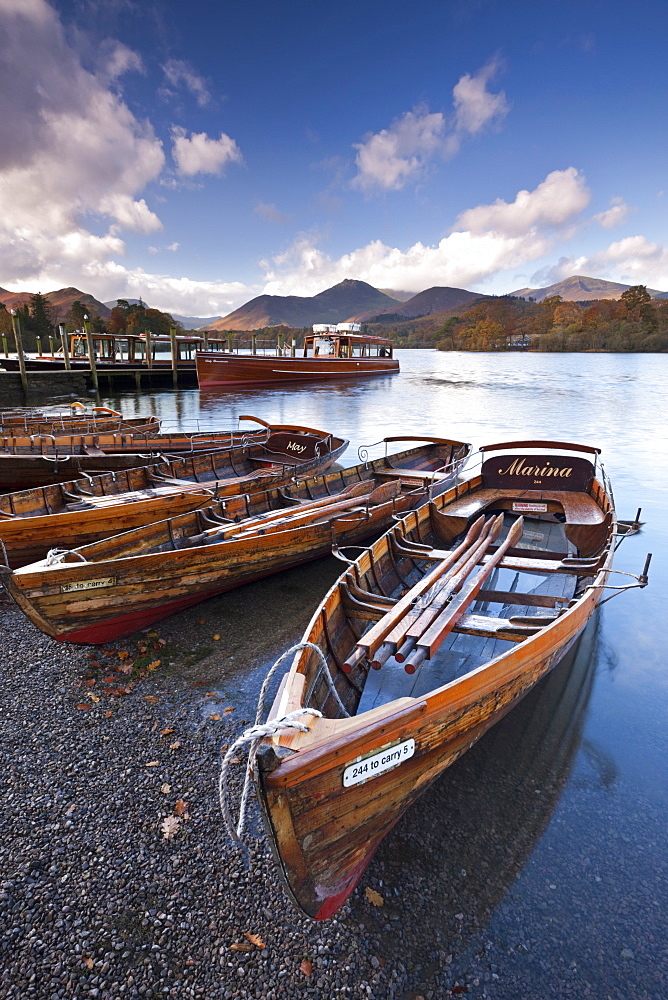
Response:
[65, 803, 76, 815]
[364, 887, 384, 907]
[151, 721, 158, 732]
[219, 743, 228, 752]
[169, 741, 181, 751]
[88, 661, 101, 668]
[185, 958, 196, 966]
[103, 675, 119, 684]
[161, 783, 171, 794]
[300, 959, 313, 976]
[213, 633, 221, 640]
[90, 696, 100, 703]
[143, 695, 159, 702]
[161, 815, 180, 840]
[83, 678, 96, 688]
[210, 714, 221, 721]
[224, 706, 235, 714]
[76, 703, 91, 710]
[230, 942, 253, 952]
[147, 660, 161, 671]
[82, 956, 94, 970]
[119, 663, 134, 675]
[161, 728, 174, 736]
[158, 638, 167, 646]
[244, 932, 265, 948]
[174, 798, 189, 817]
[452, 987, 468, 994]
[146, 761, 160, 767]
[204, 691, 217, 698]
[198, 619, 206, 624]
[109, 686, 133, 697]
[104, 710, 113, 718]
[118, 650, 129, 660]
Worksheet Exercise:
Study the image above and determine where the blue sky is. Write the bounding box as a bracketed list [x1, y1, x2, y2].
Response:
[1, 0, 667, 317]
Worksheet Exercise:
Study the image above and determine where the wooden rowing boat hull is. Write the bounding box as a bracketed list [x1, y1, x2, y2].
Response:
[253, 444, 618, 918]
[0, 433, 349, 566]
[0, 497, 416, 643]
[258, 596, 599, 919]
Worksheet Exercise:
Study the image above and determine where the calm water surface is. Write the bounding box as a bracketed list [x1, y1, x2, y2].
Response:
[101, 351, 667, 999]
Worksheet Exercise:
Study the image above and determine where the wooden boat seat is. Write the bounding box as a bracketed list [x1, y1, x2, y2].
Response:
[441, 487, 604, 524]
[377, 467, 450, 482]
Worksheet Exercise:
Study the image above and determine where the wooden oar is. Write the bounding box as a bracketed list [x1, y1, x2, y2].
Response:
[341, 515, 488, 672]
[403, 515, 524, 673]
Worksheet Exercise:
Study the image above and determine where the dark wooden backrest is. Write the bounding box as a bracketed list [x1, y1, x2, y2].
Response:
[482, 454, 595, 492]
[261, 432, 325, 461]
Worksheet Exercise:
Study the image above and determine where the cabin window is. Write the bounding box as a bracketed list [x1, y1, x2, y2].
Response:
[338, 340, 350, 358]
[314, 338, 334, 356]
[351, 342, 365, 357]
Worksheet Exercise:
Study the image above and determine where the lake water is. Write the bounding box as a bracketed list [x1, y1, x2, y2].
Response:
[100, 350, 667, 998]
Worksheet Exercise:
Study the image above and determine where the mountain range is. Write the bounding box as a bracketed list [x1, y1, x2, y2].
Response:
[1, 274, 666, 332]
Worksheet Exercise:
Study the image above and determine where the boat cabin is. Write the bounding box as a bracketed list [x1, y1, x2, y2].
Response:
[305, 323, 394, 359]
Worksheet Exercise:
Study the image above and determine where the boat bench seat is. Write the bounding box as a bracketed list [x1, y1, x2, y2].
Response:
[442, 487, 605, 524]
[378, 467, 450, 482]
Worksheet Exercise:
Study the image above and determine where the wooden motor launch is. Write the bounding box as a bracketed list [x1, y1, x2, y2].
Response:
[196, 325, 400, 386]
[0, 414, 332, 491]
[0, 420, 350, 566]
[0, 436, 471, 643]
[219, 440, 650, 920]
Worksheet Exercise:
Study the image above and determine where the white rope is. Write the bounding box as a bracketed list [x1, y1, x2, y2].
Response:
[218, 639, 349, 844]
[45, 547, 88, 565]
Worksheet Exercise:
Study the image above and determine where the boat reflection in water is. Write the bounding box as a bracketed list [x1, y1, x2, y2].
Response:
[348, 615, 601, 960]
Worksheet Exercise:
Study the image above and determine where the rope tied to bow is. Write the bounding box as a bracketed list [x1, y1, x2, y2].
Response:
[218, 640, 348, 843]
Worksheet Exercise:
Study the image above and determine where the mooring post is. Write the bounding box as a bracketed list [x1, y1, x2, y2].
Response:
[2, 336, 8, 358]
[169, 326, 178, 387]
[10, 309, 29, 397]
[227, 331, 233, 354]
[59, 324, 71, 370]
[291, 338, 296, 357]
[202, 330, 209, 351]
[277, 332, 283, 356]
[83, 315, 99, 391]
[251, 333, 257, 355]
[145, 328, 153, 370]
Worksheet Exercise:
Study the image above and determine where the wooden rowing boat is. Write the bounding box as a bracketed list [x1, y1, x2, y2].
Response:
[0, 420, 350, 565]
[0, 403, 160, 436]
[0, 436, 471, 642]
[241, 440, 648, 920]
[0, 414, 307, 491]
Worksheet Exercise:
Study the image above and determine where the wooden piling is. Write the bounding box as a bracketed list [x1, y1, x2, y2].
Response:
[10, 310, 29, 397]
[169, 326, 178, 387]
[59, 325, 71, 370]
[145, 328, 153, 370]
[83, 316, 99, 391]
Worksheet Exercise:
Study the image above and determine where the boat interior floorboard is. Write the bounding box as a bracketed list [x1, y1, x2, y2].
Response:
[356, 515, 580, 715]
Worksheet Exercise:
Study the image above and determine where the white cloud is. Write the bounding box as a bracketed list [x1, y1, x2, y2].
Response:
[456, 168, 590, 236]
[167, 242, 180, 252]
[263, 168, 590, 295]
[594, 197, 630, 229]
[171, 128, 243, 176]
[352, 108, 446, 192]
[352, 60, 509, 191]
[162, 59, 211, 107]
[575, 236, 668, 288]
[0, 0, 164, 282]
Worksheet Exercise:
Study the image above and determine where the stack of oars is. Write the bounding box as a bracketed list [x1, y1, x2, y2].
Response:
[342, 513, 525, 675]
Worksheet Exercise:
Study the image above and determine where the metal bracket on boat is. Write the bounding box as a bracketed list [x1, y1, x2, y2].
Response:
[331, 540, 370, 565]
[614, 508, 644, 548]
[584, 553, 652, 606]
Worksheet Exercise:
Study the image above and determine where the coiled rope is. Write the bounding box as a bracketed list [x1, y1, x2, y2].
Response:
[218, 640, 349, 843]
